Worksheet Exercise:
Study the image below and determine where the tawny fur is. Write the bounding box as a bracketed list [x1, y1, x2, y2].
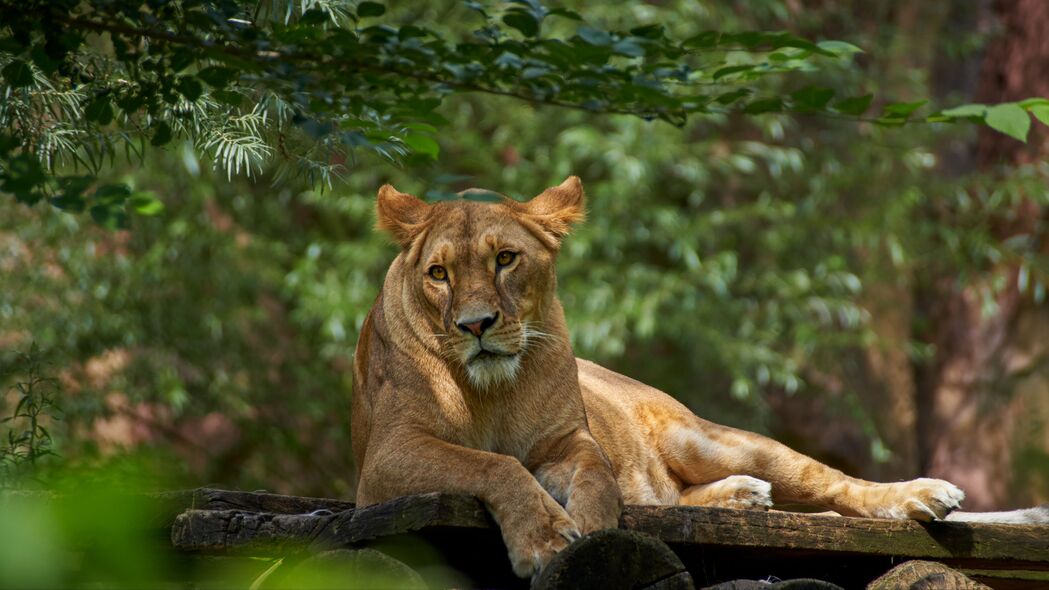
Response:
[351, 177, 965, 579]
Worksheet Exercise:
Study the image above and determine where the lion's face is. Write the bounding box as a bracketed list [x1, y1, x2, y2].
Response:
[375, 178, 585, 389]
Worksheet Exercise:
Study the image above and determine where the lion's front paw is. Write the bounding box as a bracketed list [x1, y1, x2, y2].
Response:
[679, 475, 773, 510]
[869, 478, 965, 521]
[502, 492, 581, 579]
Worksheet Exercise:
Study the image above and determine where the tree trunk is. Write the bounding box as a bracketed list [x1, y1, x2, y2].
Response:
[920, 0, 1049, 510]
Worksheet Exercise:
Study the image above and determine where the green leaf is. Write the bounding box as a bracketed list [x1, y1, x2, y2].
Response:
[150, 121, 172, 146]
[93, 183, 132, 204]
[84, 96, 114, 125]
[357, 2, 386, 17]
[1, 153, 46, 203]
[197, 66, 237, 88]
[403, 133, 439, 158]
[742, 98, 783, 114]
[577, 25, 612, 46]
[833, 94, 873, 115]
[169, 49, 195, 73]
[629, 25, 664, 39]
[684, 31, 720, 49]
[547, 8, 582, 20]
[712, 64, 755, 80]
[985, 102, 1030, 142]
[715, 88, 752, 105]
[89, 204, 129, 229]
[1030, 104, 1049, 127]
[129, 192, 164, 215]
[30, 45, 59, 74]
[882, 100, 926, 118]
[52, 175, 93, 211]
[613, 39, 645, 57]
[817, 40, 864, 55]
[941, 103, 987, 119]
[50, 192, 86, 212]
[791, 86, 835, 110]
[299, 9, 330, 26]
[1, 59, 34, 87]
[1018, 98, 1049, 109]
[503, 10, 539, 37]
[176, 76, 203, 101]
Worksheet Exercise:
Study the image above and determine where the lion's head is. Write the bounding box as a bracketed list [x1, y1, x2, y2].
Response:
[375, 177, 585, 389]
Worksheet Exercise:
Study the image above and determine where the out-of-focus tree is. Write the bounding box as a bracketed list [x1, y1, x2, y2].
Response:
[914, 0, 1049, 509]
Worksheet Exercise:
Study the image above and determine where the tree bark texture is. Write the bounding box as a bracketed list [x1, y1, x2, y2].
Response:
[921, 0, 1049, 510]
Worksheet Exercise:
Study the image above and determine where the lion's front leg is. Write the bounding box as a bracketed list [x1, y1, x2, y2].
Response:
[533, 429, 622, 535]
[358, 433, 580, 579]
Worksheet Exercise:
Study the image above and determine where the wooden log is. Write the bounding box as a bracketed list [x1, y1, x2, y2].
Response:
[170, 492, 1049, 569]
[171, 509, 336, 554]
[531, 529, 694, 590]
[867, 560, 991, 589]
[167, 491, 1049, 589]
[310, 492, 490, 551]
[621, 504, 1049, 570]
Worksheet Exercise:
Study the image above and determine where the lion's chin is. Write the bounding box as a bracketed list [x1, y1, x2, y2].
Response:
[465, 352, 521, 390]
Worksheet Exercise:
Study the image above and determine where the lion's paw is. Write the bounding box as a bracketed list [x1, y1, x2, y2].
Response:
[870, 478, 965, 521]
[680, 475, 773, 511]
[502, 493, 581, 579]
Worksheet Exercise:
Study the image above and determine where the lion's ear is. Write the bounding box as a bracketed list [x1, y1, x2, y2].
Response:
[523, 176, 586, 240]
[376, 184, 431, 248]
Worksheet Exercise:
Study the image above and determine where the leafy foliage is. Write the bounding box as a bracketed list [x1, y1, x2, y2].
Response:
[1, 0, 1048, 502]
[2, 0, 1046, 226]
[1, 343, 62, 487]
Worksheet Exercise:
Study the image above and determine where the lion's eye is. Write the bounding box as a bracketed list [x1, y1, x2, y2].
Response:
[496, 251, 516, 267]
[428, 265, 447, 281]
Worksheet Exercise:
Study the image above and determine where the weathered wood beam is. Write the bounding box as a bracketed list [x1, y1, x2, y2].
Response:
[623, 504, 1049, 570]
[170, 491, 1049, 573]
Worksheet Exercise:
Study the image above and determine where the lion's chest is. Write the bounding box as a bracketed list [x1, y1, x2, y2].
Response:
[428, 379, 553, 464]
[459, 418, 538, 463]
[435, 405, 541, 464]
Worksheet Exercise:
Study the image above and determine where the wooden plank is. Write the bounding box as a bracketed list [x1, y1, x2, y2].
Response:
[171, 494, 489, 554]
[310, 492, 490, 550]
[171, 509, 337, 554]
[622, 504, 1049, 570]
[169, 492, 1049, 572]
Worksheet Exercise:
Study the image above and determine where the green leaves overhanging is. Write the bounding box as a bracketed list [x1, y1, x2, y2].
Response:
[0, 0, 1045, 226]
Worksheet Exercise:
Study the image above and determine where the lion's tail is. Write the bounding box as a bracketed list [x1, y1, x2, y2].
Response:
[945, 504, 1049, 524]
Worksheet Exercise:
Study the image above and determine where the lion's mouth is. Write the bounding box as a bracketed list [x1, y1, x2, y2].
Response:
[471, 348, 517, 363]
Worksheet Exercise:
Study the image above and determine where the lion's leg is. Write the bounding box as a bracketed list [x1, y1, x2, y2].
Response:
[532, 429, 622, 534]
[661, 413, 964, 520]
[358, 432, 579, 579]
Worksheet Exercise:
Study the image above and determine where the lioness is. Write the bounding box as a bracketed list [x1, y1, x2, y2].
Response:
[351, 177, 970, 578]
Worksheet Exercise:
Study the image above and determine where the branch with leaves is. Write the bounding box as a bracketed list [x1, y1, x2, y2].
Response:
[2, 343, 62, 487]
[1, 0, 1046, 227]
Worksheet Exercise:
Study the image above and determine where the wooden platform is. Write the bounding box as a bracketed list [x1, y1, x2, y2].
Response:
[166, 488, 1049, 589]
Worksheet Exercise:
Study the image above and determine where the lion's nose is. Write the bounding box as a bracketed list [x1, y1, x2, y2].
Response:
[457, 312, 498, 337]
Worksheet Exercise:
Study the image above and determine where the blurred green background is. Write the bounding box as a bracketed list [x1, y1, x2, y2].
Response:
[3, 0, 1048, 526]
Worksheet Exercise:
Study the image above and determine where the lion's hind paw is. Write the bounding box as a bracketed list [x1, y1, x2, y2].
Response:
[871, 477, 965, 521]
